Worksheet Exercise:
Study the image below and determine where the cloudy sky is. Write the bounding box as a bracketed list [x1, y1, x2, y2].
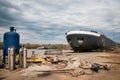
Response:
[0, 0, 120, 44]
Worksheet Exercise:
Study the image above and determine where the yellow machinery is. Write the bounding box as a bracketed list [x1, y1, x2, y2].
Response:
[27, 52, 53, 63]
[27, 51, 52, 63]
[27, 57, 45, 63]
[27, 57, 53, 63]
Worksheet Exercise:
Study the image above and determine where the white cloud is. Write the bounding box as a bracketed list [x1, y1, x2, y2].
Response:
[0, 0, 120, 43]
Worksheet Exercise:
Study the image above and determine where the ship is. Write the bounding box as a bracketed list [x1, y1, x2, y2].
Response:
[66, 30, 115, 52]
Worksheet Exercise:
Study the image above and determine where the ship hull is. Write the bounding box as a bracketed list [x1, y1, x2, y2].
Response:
[66, 31, 115, 52]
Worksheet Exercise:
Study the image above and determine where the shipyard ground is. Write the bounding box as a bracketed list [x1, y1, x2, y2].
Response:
[0, 50, 120, 80]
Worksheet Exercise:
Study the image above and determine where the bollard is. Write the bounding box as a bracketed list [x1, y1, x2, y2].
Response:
[8, 47, 15, 70]
[23, 48, 27, 68]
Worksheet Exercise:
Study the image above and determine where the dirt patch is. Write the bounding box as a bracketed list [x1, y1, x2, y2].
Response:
[0, 51, 120, 80]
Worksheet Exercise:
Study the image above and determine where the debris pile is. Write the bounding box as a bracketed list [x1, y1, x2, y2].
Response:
[63, 56, 110, 76]
[65, 58, 91, 69]
[19, 53, 111, 77]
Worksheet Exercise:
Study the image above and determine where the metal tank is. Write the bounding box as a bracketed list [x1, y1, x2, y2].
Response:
[3, 27, 20, 64]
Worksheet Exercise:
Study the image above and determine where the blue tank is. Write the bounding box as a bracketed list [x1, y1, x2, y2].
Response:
[3, 27, 20, 56]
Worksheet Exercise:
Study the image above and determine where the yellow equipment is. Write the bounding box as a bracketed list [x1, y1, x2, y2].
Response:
[27, 57, 45, 63]
[27, 52, 53, 63]
[27, 57, 53, 63]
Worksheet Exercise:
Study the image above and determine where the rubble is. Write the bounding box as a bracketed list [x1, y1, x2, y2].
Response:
[11, 53, 111, 78]
[24, 55, 110, 77]
[65, 57, 92, 69]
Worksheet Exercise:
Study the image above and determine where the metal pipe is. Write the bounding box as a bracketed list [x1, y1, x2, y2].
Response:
[8, 48, 10, 69]
[19, 48, 23, 68]
[10, 48, 14, 70]
[8, 47, 15, 70]
[23, 48, 27, 68]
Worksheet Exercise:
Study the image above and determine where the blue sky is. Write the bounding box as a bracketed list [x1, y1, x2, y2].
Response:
[0, 0, 120, 44]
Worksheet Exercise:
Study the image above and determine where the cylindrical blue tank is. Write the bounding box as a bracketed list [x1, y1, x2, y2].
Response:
[3, 27, 20, 56]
